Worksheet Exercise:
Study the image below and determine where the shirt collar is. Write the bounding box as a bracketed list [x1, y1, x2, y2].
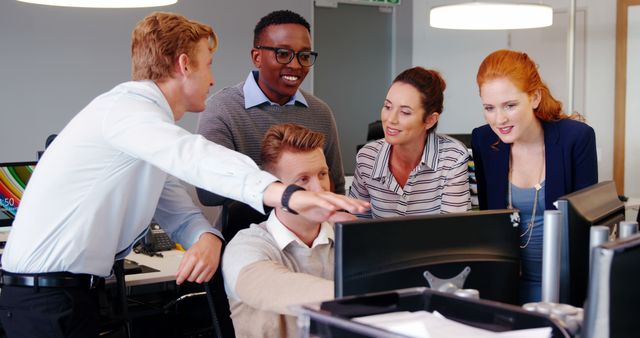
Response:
[123, 80, 174, 121]
[265, 211, 334, 251]
[242, 71, 308, 109]
[371, 132, 440, 180]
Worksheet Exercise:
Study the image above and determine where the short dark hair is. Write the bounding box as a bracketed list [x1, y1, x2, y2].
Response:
[253, 10, 311, 46]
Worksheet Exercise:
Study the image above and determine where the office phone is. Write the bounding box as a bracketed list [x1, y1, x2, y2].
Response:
[144, 222, 175, 252]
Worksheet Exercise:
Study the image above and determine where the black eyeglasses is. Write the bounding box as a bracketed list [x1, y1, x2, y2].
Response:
[255, 46, 318, 67]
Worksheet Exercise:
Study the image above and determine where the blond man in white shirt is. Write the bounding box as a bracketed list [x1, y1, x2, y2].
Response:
[0, 13, 366, 338]
[223, 123, 349, 338]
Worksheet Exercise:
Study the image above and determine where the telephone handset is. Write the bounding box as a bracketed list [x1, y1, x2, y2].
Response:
[144, 222, 175, 252]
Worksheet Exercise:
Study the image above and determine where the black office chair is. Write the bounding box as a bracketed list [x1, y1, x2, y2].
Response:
[446, 133, 472, 149]
[159, 268, 233, 338]
[204, 268, 234, 338]
[356, 120, 384, 153]
[196, 189, 269, 242]
[194, 189, 270, 338]
[45, 134, 57, 148]
[37, 133, 58, 160]
[366, 120, 384, 141]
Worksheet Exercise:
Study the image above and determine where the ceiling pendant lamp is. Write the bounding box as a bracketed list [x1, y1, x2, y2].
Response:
[430, 2, 553, 30]
[16, 0, 177, 8]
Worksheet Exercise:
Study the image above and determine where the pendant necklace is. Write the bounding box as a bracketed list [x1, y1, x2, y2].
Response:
[508, 144, 545, 249]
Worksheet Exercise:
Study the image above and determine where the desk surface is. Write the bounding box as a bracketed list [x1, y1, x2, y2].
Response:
[0, 238, 183, 287]
[124, 249, 183, 286]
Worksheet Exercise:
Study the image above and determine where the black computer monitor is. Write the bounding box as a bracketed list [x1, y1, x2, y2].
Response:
[555, 181, 625, 307]
[334, 209, 520, 304]
[583, 234, 640, 338]
[0, 161, 37, 233]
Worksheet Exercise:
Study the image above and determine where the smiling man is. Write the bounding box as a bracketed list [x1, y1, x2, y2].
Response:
[197, 10, 345, 196]
[222, 124, 347, 338]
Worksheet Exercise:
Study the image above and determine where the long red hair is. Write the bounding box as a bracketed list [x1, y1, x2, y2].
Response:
[476, 49, 577, 121]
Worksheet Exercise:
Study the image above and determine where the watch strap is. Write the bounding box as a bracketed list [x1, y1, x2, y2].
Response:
[281, 184, 305, 215]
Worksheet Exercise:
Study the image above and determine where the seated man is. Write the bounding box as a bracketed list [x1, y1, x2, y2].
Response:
[222, 123, 344, 338]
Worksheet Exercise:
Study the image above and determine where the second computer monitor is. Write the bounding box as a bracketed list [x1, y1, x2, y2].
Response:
[556, 181, 625, 307]
[583, 234, 640, 338]
[335, 209, 520, 304]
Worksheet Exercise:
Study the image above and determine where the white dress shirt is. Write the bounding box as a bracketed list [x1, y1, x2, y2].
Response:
[2, 80, 277, 276]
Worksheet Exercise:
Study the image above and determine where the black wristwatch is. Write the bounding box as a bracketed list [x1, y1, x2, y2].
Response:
[281, 184, 305, 215]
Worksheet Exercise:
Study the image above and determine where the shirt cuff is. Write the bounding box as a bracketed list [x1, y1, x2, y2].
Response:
[242, 171, 279, 214]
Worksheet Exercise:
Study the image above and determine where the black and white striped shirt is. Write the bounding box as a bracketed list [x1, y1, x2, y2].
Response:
[349, 132, 471, 218]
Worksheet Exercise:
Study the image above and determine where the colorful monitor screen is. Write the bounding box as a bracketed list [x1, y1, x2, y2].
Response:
[0, 162, 37, 230]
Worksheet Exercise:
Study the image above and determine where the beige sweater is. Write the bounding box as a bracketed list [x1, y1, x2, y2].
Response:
[231, 261, 333, 338]
[222, 215, 334, 338]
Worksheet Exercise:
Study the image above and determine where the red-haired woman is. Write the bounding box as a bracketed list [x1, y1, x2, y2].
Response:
[471, 49, 598, 304]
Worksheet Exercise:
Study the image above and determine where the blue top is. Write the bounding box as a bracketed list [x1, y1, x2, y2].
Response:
[471, 119, 598, 211]
[511, 182, 546, 278]
[512, 181, 547, 303]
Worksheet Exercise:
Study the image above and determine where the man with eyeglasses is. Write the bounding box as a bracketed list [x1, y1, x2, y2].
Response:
[197, 10, 345, 201]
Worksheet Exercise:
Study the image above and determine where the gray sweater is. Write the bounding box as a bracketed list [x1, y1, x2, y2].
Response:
[197, 81, 346, 194]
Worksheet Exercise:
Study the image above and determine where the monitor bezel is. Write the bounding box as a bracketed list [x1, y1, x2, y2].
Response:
[334, 209, 520, 303]
[555, 180, 625, 307]
[583, 234, 640, 338]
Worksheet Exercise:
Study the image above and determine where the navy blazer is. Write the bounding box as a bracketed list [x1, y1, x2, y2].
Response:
[471, 119, 598, 211]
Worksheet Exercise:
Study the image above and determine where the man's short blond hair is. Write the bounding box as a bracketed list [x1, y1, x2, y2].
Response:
[131, 12, 217, 81]
[260, 124, 326, 173]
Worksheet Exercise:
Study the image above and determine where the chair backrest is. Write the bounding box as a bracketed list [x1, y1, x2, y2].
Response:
[366, 120, 383, 141]
[196, 188, 269, 242]
[196, 188, 228, 207]
[356, 120, 384, 153]
[220, 200, 270, 241]
[447, 133, 472, 148]
[45, 134, 58, 149]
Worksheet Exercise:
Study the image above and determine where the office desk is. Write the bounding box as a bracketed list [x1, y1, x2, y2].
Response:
[0, 241, 184, 287]
[295, 287, 570, 338]
[124, 250, 183, 286]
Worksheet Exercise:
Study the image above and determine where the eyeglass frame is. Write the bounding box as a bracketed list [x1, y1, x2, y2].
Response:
[254, 45, 318, 67]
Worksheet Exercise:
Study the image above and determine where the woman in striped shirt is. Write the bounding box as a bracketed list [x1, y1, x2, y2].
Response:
[349, 67, 471, 218]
